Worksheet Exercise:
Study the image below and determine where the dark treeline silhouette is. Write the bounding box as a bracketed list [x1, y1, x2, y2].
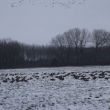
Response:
[0, 28, 110, 69]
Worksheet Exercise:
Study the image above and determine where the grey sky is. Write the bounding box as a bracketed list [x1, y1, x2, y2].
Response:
[0, 0, 110, 45]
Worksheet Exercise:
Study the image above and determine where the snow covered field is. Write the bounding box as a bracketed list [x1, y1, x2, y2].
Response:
[0, 66, 110, 110]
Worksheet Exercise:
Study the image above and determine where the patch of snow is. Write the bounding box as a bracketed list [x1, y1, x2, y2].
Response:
[0, 66, 110, 110]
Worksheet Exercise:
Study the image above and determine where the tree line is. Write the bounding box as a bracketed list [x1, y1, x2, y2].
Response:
[0, 28, 110, 69]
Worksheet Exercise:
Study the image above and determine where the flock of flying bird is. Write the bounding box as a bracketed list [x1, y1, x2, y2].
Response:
[10, 0, 86, 8]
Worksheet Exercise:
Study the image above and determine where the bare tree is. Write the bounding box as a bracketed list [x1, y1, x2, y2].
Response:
[51, 34, 66, 47]
[92, 29, 109, 64]
[64, 28, 88, 49]
[105, 32, 110, 47]
[67, 28, 88, 64]
[51, 28, 89, 65]
[64, 31, 74, 47]
[92, 29, 108, 49]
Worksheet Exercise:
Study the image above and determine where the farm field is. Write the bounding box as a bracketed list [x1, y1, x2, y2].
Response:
[0, 66, 110, 110]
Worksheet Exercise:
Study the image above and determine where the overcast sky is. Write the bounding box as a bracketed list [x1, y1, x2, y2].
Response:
[0, 0, 110, 45]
